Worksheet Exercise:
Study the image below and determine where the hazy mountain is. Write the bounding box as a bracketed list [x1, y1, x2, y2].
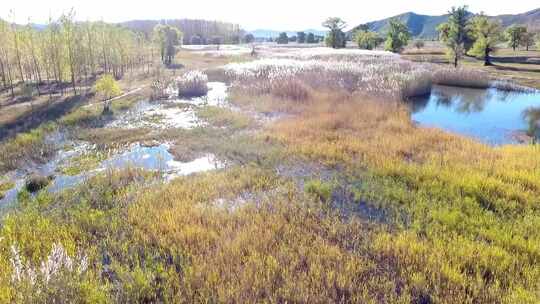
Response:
[495, 8, 540, 31]
[352, 8, 540, 39]
[249, 29, 327, 39]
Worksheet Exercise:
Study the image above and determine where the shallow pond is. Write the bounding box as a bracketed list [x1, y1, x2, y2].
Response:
[0, 82, 230, 208]
[1, 143, 222, 207]
[107, 82, 228, 129]
[409, 85, 540, 145]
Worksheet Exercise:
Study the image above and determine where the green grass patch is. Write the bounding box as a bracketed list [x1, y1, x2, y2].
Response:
[0, 181, 15, 199]
[0, 123, 57, 174]
[196, 106, 253, 130]
[60, 94, 142, 127]
[59, 151, 108, 176]
[110, 95, 140, 112]
[304, 179, 333, 202]
[142, 113, 166, 125]
[60, 104, 103, 127]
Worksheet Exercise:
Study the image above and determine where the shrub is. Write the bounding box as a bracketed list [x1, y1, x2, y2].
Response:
[25, 175, 52, 193]
[176, 70, 209, 98]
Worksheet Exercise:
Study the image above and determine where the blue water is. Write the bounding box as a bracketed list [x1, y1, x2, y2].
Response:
[410, 85, 540, 145]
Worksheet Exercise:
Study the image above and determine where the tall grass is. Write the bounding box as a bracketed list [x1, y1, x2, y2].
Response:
[264, 91, 540, 303]
[221, 57, 434, 100]
[219, 54, 514, 103]
[434, 67, 491, 88]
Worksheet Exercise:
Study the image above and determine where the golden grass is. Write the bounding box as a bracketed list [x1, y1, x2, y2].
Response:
[259, 89, 540, 302]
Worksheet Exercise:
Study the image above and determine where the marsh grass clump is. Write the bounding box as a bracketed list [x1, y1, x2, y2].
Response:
[434, 67, 491, 88]
[304, 179, 333, 202]
[59, 151, 107, 176]
[222, 57, 436, 100]
[0, 124, 56, 174]
[0, 181, 15, 199]
[25, 175, 53, 193]
[196, 106, 253, 130]
[176, 70, 209, 98]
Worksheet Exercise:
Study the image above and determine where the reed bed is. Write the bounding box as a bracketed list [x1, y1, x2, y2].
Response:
[221, 57, 433, 100]
[176, 70, 209, 98]
[218, 50, 506, 102]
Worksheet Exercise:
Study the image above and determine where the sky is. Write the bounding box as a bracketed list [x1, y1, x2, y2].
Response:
[1, 0, 539, 30]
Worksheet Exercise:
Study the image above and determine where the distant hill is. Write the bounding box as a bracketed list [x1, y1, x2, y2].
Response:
[249, 29, 327, 39]
[352, 8, 540, 39]
[494, 8, 540, 31]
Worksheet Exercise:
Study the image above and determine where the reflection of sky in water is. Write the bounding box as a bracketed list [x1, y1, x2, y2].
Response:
[101, 144, 221, 178]
[410, 85, 540, 145]
[1, 144, 222, 207]
[1, 83, 229, 208]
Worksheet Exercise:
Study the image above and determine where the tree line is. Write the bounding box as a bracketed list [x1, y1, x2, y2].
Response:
[321, 8, 540, 67]
[121, 19, 245, 45]
[0, 11, 154, 99]
[275, 32, 322, 44]
[438, 6, 539, 66]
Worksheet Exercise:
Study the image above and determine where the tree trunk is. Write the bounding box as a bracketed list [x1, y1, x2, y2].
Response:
[0, 59, 6, 89]
[484, 48, 492, 66]
[6, 64, 15, 99]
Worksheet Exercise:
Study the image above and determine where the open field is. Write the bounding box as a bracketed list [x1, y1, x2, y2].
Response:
[0, 43, 539, 303]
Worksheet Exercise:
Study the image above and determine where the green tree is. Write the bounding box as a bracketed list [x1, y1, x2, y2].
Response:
[354, 30, 381, 50]
[384, 19, 410, 53]
[520, 31, 535, 51]
[95, 74, 121, 100]
[153, 24, 182, 66]
[277, 32, 289, 44]
[297, 32, 306, 43]
[437, 6, 471, 67]
[506, 25, 527, 51]
[322, 17, 347, 49]
[469, 15, 503, 66]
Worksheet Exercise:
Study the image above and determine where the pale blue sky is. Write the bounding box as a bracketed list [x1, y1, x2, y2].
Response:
[1, 0, 538, 30]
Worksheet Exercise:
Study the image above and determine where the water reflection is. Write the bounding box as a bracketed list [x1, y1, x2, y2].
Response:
[409, 85, 540, 145]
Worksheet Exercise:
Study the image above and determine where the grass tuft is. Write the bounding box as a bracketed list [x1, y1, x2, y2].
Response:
[176, 70, 209, 98]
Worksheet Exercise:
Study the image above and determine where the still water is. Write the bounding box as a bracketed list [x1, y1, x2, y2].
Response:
[410, 85, 540, 145]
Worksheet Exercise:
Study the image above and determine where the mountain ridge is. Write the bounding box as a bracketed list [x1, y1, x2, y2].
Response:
[352, 8, 540, 39]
